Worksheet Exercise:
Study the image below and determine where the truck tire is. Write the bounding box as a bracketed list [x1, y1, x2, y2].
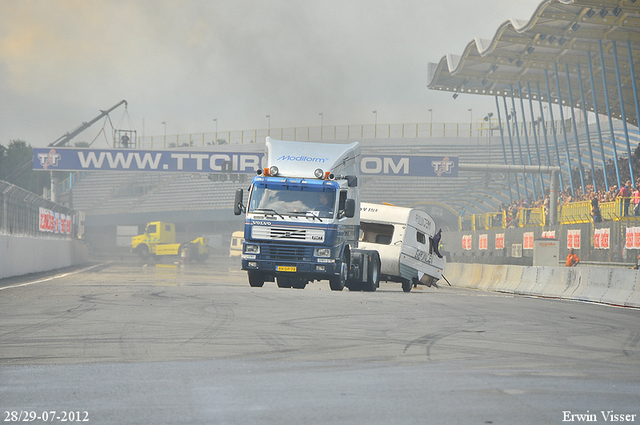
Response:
[248, 271, 265, 287]
[277, 277, 293, 288]
[278, 276, 307, 289]
[329, 252, 348, 291]
[195, 252, 209, 263]
[363, 254, 380, 292]
[291, 278, 307, 289]
[136, 245, 150, 260]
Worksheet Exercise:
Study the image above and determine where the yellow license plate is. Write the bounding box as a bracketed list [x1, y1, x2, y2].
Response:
[276, 266, 297, 272]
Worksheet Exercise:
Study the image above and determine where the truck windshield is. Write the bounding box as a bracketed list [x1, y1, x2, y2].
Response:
[249, 186, 336, 218]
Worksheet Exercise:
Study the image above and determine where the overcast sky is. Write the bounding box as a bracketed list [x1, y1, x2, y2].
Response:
[0, 0, 544, 149]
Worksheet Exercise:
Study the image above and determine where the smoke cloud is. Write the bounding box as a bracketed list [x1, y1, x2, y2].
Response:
[0, 0, 542, 148]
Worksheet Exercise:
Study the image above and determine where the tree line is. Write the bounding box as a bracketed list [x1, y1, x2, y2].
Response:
[0, 140, 40, 194]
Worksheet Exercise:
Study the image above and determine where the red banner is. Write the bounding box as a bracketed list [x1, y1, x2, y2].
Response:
[567, 229, 581, 250]
[625, 227, 640, 249]
[462, 235, 472, 250]
[523, 232, 534, 250]
[594, 228, 610, 250]
[39, 208, 71, 234]
[479, 234, 488, 250]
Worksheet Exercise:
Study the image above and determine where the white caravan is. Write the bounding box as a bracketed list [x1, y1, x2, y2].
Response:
[358, 202, 445, 292]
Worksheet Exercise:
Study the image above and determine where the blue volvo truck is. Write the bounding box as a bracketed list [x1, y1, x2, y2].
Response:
[233, 137, 381, 291]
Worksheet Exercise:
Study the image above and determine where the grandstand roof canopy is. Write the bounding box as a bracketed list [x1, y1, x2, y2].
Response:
[427, 0, 640, 127]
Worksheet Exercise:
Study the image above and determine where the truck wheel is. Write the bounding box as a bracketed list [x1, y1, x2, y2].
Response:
[346, 282, 362, 291]
[248, 271, 265, 287]
[329, 253, 348, 291]
[402, 279, 412, 293]
[195, 252, 209, 263]
[277, 277, 293, 288]
[291, 278, 307, 289]
[136, 245, 150, 260]
[363, 255, 380, 292]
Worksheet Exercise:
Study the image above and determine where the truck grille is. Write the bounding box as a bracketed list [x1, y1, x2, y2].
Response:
[262, 244, 314, 261]
[252, 226, 324, 243]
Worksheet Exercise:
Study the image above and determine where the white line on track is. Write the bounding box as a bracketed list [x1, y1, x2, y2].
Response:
[0, 263, 109, 291]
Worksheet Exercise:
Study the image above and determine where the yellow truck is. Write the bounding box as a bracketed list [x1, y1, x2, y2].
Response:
[131, 221, 209, 262]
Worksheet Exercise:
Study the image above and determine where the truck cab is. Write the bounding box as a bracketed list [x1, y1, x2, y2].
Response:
[132, 222, 176, 256]
[131, 221, 209, 262]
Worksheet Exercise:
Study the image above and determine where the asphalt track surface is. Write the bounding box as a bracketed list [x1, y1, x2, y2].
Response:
[1, 256, 639, 425]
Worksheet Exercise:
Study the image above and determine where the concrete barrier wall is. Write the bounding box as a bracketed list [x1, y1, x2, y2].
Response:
[443, 262, 639, 308]
[0, 235, 90, 280]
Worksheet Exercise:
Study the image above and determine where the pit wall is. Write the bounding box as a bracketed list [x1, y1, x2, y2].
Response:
[442, 262, 640, 308]
[0, 235, 90, 280]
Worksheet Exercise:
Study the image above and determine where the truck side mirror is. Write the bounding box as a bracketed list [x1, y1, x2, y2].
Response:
[345, 198, 356, 218]
[234, 189, 244, 215]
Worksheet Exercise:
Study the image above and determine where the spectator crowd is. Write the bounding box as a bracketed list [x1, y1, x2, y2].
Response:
[495, 178, 640, 228]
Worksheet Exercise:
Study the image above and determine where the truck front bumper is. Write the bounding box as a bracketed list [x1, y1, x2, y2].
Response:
[241, 257, 339, 278]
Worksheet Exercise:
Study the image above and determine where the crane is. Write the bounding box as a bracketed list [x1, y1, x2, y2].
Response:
[4, 100, 128, 184]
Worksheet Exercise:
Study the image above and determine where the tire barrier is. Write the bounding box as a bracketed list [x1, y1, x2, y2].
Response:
[442, 262, 639, 308]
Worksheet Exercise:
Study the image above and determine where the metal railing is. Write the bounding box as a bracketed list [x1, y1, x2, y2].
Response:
[0, 180, 76, 238]
[131, 119, 571, 150]
[466, 197, 640, 230]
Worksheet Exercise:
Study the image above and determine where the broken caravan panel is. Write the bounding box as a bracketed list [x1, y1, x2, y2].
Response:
[234, 137, 381, 291]
[359, 202, 445, 292]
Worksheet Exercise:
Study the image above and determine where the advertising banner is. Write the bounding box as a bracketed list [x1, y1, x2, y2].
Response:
[567, 229, 581, 250]
[523, 232, 534, 250]
[33, 148, 263, 174]
[479, 234, 488, 250]
[594, 228, 610, 250]
[462, 235, 472, 250]
[625, 227, 640, 250]
[359, 155, 458, 177]
[33, 148, 458, 177]
[39, 208, 72, 234]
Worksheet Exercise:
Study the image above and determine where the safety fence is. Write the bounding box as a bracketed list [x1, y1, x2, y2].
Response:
[131, 119, 571, 150]
[465, 197, 640, 230]
[0, 180, 79, 239]
[447, 220, 639, 266]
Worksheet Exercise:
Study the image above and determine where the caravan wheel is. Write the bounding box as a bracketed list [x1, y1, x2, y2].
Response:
[402, 279, 412, 293]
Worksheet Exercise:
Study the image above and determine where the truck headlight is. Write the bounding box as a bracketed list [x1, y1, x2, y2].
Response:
[314, 247, 331, 257]
[245, 244, 260, 254]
